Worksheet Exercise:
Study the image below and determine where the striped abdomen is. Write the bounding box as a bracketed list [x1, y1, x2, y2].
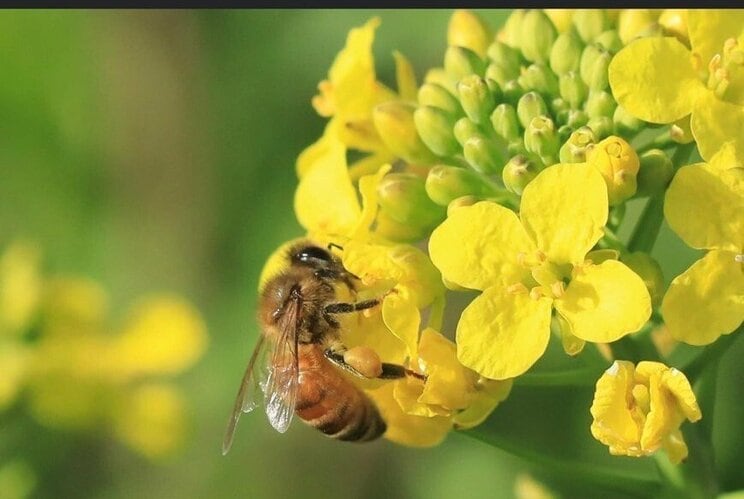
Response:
[295, 344, 386, 442]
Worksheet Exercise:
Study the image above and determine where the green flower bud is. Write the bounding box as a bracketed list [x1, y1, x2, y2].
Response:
[447, 195, 481, 217]
[585, 90, 617, 119]
[524, 116, 560, 166]
[486, 79, 503, 101]
[572, 9, 608, 44]
[487, 41, 522, 77]
[485, 63, 514, 87]
[559, 126, 595, 163]
[516, 91, 548, 128]
[373, 102, 437, 164]
[585, 135, 640, 205]
[550, 31, 584, 76]
[580, 44, 611, 91]
[375, 210, 427, 243]
[463, 135, 507, 174]
[620, 252, 665, 307]
[444, 46, 486, 80]
[448, 9, 492, 58]
[594, 29, 623, 54]
[557, 124, 573, 144]
[499, 9, 526, 49]
[413, 106, 460, 157]
[501, 79, 525, 106]
[426, 165, 494, 205]
[453, 117, 483, 147]
[502, 154, 540, 194]
[559, 71, 588, 108]
[613, 104, 644, 136]
[491, 103, 521, 142]
[507, 139, 528, 156]
[424, 67, 457, 95]
[378, 172, 446, 231]
[636, 149, 673, 197]
[518, 63, 560, 96]
[520, 10, 557, 63]
[458, 75, 496, 124]
[550, 97, 569, 116]
[587, 116, 613, 140]
[566, 109, 589, 129]
[418, 82, 462, 115]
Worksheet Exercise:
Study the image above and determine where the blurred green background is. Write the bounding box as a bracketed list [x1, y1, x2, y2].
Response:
[1, 9, 742, 499]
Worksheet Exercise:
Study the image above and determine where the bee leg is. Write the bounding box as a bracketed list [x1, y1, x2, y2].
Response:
[324, 346, 427, 382]
[324, 299, 380, 315]
[379, 363, 427, 381]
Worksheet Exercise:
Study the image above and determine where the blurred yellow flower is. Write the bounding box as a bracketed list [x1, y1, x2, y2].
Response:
[661, 143, 744, 345]
[609, 10, 744, 162]
[590, 360, 701, 464]
[0, 241, 42, 335]
[429, 163, 651, 379]
[112, 383, 187, 459]
[0, 239, 209, 462]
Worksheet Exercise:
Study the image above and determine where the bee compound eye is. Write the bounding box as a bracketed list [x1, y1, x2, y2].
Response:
[296, 245, 333, 264]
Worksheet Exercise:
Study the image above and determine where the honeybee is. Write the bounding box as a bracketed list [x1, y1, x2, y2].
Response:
[222, 240, 423, 454]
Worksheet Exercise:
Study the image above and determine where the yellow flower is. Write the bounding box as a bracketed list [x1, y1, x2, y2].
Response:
[367, 328, 512, 447]
[111, 383, 187, 459]
[430, 163, 652, 379]
[0, 241, 42, 335]
[111, 295, 208, 379]
[661, 143, 744, 345]
[609, 10, 744, 162]
[590, 360, 701, 464]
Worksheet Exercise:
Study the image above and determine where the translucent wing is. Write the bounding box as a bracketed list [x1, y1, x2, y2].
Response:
[263, 293, 301, 434]
[222, 334, 267, 455]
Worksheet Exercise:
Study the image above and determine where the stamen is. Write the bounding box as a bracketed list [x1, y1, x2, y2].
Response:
[735, 254, 744, 263]
[507, 282, 529, 294]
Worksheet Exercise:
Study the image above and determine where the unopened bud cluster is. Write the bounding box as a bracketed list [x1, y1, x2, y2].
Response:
[394, 9, 679, 211]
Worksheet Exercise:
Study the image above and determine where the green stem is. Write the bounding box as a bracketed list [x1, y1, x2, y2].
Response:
[514, 366, 605, 387]
[458, 431, 662, 497]
[681, 326, 742, 384]
[627, 143, 695, 253]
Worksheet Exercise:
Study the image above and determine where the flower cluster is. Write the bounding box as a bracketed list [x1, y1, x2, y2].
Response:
[0, 240, 208, 462]
[273, 8, 743, 465]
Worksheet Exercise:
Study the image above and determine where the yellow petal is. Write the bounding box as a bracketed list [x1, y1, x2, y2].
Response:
[664, 160, 743, 251]
[687, 10, 744, 67]
[520, 163, 608, 265]
[367, 382, 451, 447]
[340, 310, 407, 365]
[393, 377, 447, 417]
[296, 121, 335, 178]
[417, 328, 474, 410]
[393, 51, 418, 102]
[320, 17, 381, 121]
[113, 296, 208, 377]
[555, 260, 652, 343]
[609, 37, 704, 123]
[707, 141, 743, 172]
[294, 127, 362, 236]
[350, 164, 391, 241]
[429, 201, 536, 290]
[690, 91, 744, 164]
[451, 378, 513, 429]
[382, 293, 420, 359]
[662, 250, 744, 345]
[661, 367, 702, 422]
[640, 372, 676, 453]
[590, 361, 643, 454]
[457, 286, 553, 380]
[662, 429, 689, 464]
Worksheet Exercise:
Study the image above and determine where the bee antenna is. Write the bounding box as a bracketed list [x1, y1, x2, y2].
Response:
[327, 242, 344, 252]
